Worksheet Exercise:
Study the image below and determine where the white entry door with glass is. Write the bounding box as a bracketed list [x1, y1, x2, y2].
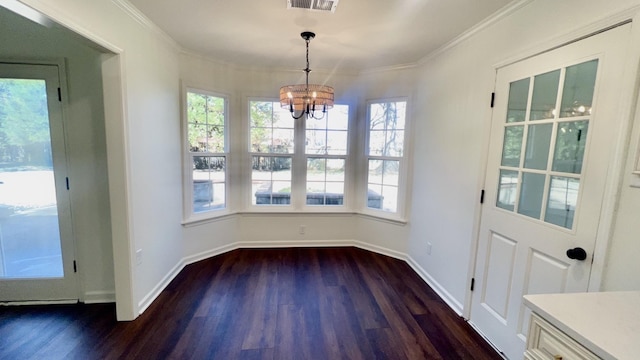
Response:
[470, 24, 631, 360]
[0, 62, 77, 302]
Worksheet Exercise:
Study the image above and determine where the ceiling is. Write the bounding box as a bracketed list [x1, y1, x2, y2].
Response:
[128, 0, 514, 72]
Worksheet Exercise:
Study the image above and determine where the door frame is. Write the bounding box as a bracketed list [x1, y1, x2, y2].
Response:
[0, 57, 78, 302]
[464, 5, 640, 320]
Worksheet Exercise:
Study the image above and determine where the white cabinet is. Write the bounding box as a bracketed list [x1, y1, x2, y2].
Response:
[523, 291, 640, 360]
[525, 313, 598, 360]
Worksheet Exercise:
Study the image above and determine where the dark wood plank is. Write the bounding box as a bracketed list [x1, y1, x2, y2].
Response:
[0, 247, 502, 360]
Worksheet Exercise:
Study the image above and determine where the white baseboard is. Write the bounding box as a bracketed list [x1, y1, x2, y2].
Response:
[352, 240, 407, 261]
[406, 255, 464, 315]
[236, 239, 356, 249]
[183, 242, 238, 266]
[137, 260, 186, 315]
[83, 291, 116, 304]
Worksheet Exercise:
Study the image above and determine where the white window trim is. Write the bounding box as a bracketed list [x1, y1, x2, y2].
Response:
[181, 85, 232, 223]
[361, 97, 412, 222]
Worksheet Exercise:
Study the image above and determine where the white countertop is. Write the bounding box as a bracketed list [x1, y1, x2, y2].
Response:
[523, 291, 640, 360]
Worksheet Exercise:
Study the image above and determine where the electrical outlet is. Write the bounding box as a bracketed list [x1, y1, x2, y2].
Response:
[299, 225, 306, 235]
[136, 249, 143, 265]
[426, 242, 432, 255]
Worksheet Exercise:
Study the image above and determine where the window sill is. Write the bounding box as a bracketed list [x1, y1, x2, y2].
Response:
[182, 209, 408, 227]
[182, 211, 237, 227]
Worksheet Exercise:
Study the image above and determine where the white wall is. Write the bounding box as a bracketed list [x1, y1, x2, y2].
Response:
[0, 7, 114, 302]
[408, 0, 640, 313]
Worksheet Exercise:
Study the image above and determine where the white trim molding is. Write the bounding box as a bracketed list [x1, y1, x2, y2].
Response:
[83, 291, 116, 304]
[406, 256, 464, 315]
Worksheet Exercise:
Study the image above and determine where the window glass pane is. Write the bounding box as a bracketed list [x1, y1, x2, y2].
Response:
[383, 160, 400, 187]
[306, 130, 326, 154]
[386, 130, 405, 157]
[517, 172, 546, 219]
[307, 115, 327, 130]
[368, 130, 386, 156]
[368, 160, 399, 212]
[545, 176, 579, 229]
[529, 70, 560, 120]
[252, 156, 292, 205]
[306, 106, 348, 155]
[560, 60, 598, 118]
[392, 102, 406, 129]
[552, 121, 588, 174]
[368, 159, 383, 185]
[369, 104, 387, 130]
[250, 101, 274, 127]
[506, 78, 530, 123]
[497, 170, 518, 211]
[187, 123, 207, 152]
[327, 104, 349, 130]
[368, 101, 406, 157]
[326, 159, 345, 182]
[187, 92, 225, 153]
[250, 101, 293, 154]
[501, 125, 524, 167]
[306, 158, 345, 206]
[272, 129, 294, 153]
[307, 158, 326, 181]
[326, 131, 348, 155]
[367, 185, 383, 209]
[192, 156, 225, 212]
[523, 123, 553, 170]
[382, 185, 399, 213]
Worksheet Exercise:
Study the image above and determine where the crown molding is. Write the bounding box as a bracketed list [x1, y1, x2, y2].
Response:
[418, 0, 533, 65]
[111, 0, 181, 52]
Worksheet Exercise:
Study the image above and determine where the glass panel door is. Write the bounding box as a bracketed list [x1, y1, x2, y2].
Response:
[0, 62, 77, 301]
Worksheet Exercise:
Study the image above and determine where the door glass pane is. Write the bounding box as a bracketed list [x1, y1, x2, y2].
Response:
[497, 170, 518, 211]
[545, 176, 579, 229]
[0, 78, 63, 278]
[523, 124, 553, 170]
[518, 172, 546, 219]
[560, 60, 598, 118]
[506, 78, 530, 123]
[530, 70, 561, 120]
[501, 126, 524, 167]
[552, 121, 588, 174]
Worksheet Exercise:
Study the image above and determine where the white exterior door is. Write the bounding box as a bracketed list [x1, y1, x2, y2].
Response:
[470, 24, 631, 359]
[0, 62, 77, 301]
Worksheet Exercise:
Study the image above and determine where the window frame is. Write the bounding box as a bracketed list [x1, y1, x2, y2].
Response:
[181, 86, 231, 222]
[247, 98, 352, 212]
[363, 97, 411, 221]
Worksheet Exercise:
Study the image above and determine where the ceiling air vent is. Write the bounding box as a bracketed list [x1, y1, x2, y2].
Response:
[287, 0, 339, 13]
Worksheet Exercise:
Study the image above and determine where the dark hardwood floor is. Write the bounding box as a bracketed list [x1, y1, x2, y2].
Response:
[0, 247, 502, 359]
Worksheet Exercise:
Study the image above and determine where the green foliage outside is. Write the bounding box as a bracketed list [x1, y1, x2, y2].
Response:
[0, 79, 52, 168]
[187, 92, 225, 153]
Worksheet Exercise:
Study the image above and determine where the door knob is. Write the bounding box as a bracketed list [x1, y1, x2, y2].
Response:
[566, 247, 587, 261]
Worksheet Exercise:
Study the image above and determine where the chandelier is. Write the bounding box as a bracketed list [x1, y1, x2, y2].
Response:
[279, 31, 334, 120]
